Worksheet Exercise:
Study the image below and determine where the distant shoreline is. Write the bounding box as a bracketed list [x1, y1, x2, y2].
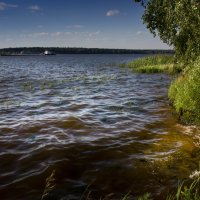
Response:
[0, 54, 56, 57]
[0, 54, 45, 56]
[0, 47, 174, 55]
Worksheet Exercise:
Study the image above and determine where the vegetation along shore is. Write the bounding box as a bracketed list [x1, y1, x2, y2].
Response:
[132, 0, 200, 125]
[124, 53, 200, 126]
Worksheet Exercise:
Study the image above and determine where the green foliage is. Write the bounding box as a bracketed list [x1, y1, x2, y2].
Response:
[168, 57, 200, 124]
[125, 55, 176, 73]
[134, 0, 200, 62]
[133, 0, 200, 124]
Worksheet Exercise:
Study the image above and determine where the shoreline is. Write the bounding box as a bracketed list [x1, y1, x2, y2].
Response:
[0, 54, 56, 56]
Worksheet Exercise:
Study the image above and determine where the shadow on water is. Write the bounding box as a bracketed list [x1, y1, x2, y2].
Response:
[0, 55, 199, 200]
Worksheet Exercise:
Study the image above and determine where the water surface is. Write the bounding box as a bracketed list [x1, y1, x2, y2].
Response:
[0, 54, 199, 200]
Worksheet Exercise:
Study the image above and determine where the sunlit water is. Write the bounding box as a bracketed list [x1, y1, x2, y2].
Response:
[0, 54, 199, 200]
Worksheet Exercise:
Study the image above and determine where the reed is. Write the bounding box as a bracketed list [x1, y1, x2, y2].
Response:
[124, 55, 178, 73]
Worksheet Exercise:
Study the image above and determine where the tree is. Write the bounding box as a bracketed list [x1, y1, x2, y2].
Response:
[134, 0, 200, 62]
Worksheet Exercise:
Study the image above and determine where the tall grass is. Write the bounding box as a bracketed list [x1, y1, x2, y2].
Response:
[166, 179, 200, 200]
[168, 56, 200, 124]
[125, 55, 178, 73]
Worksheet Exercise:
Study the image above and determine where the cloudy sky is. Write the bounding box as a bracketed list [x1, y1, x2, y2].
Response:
[0, 0, 171, 49]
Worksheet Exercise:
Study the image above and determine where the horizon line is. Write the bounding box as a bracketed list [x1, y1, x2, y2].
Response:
[0, 46, 174, 51]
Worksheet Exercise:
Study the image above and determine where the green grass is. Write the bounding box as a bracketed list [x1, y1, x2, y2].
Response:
[133, 64, 174, 73]
[168, 56, 200, 124]
[123, 55, 180, 73]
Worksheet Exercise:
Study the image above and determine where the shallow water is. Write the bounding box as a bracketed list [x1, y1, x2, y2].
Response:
[0, 54, 199, 200]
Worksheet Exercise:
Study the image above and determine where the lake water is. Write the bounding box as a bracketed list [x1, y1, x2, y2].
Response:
[0, 54, 199, 200]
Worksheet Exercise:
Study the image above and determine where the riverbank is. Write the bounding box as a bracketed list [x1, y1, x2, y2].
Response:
[168, 56, 200, 125]
[125, 55, 200, 125]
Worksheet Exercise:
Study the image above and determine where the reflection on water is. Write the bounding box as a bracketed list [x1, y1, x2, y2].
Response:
[0, 54, 199, 200]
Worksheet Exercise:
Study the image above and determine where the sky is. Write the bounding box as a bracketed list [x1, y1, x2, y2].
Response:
[0, 0, 171, 49]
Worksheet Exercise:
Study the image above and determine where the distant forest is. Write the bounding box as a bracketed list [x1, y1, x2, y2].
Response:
[0, 47, 174, 55]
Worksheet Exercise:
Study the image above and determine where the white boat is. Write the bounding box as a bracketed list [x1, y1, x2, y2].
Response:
[44, 50, 56, 55]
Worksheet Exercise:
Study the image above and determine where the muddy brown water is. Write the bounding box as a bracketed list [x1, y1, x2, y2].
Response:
[0, 54, 199, 200]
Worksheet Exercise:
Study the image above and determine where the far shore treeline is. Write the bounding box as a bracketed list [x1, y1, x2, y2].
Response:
[0, 47, 174, 55]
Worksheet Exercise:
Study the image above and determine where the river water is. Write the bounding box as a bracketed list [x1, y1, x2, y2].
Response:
[0, 54, 199, 200]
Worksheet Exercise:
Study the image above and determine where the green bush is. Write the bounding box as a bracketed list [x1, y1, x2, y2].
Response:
[168, 56, 200, 124]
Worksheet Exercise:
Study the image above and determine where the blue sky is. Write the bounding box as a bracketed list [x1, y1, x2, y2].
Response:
[0, 0, 170, 49]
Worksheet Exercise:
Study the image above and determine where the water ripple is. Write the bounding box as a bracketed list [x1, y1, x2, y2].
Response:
[0, 54, 197, 200]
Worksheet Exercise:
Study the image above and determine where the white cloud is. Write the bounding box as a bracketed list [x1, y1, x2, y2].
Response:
[106, 9, 120, 17]
[29, 5, 40, 12]
[66, 25, 84, 29]
[0, 2, 18, 10]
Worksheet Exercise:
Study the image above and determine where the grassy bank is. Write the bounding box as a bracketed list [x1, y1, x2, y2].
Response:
[168, 56, 200, 125]
[123, 55, 177, 73]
